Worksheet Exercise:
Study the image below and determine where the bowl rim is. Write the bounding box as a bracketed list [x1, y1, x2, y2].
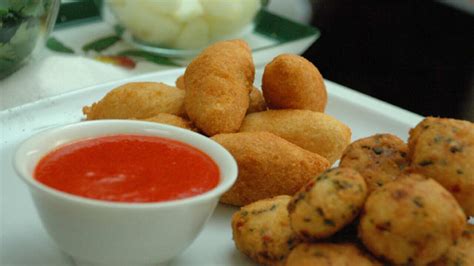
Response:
[13, 120, 238, 209]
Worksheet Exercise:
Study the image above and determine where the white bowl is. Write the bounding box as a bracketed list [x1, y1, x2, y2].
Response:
[14, 120, 238, 266]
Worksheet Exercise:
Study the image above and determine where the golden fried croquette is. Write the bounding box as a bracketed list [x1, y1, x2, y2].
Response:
[262, 54, 327, 112]
[175, 75, 185, 90]
[359, 173, 467, 265]
[247, 87, 267, 114]
[285, 242, 381, 266]
[232, 195, 299, 266]
[82, 82, 185, 120]
[240, 110, 351, 165]
[339, 134, 409, 192]
[140, 113, 195, 131]
[211, 132, 330, 206]
[288, 167, 368, 240]
[408, 117, 474, 216]
[430, 224, 474, 266]
[184, 40, 254, 136]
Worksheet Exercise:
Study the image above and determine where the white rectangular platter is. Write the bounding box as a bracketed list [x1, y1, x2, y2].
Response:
[1, 69, 424, 265]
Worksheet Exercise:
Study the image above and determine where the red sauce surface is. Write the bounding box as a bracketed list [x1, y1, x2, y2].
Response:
[34, 135, 220, 203]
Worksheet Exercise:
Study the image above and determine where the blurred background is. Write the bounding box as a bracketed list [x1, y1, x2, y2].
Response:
[302, 0, 474, 121]
[2, 0, 473, 121]
[270, 0, 473, 121]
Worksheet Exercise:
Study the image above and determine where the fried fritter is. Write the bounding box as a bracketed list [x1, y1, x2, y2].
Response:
[285, 242, 380, 266]
[340, 134, 409, 192]
[141, 113, 195, 131]
[82, 82, 185, 120]
[184, 39, 254, 136]
[175, 75, 185, 90]
[288, 167, 368, 240]
[359, 173, 467, 265]
[247, 87, 267, 114]
[430, 224, 474, 266]
[262, 54, 327, 112]
[239, 110, 351, 165]
[408, 117, 474, 216]
[232, 195, 299, 266]
[211, 132, 330, 206]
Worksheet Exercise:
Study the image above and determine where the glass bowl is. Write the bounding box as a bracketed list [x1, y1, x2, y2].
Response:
[0, 0, 60, 79]
[99, 0, 263, 57]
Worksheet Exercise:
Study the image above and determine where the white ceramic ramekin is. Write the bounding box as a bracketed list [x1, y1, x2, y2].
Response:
[14, 120, 238, 266]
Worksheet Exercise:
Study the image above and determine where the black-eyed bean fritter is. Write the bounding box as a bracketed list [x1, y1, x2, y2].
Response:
[359, 173, 466, 265]
[288, 167, 368, 240]
[231, 195, 299, 266]
[339, 134, 409, 192]
[408, 117, 474, 217]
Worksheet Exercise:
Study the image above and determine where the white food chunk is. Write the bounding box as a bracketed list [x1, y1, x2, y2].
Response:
[174, 18, 209, 49]
[173, 0, 204, 22]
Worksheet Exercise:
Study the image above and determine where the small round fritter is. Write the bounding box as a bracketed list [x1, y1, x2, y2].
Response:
[288, 167, 368, 240]
[262, 54, 327, 112]
[285, 242, 380, 266]
[408, 117, 474, 216]
[430, 224, 474, 266]
[175, 75, 185, 90]
[359, 173, 467, 265]
[247, 87, 267, 114]
[141, 113, 195, 131]
[82, 82, 185, 120]
[232, 195, 299, 266]
[340, 134, 409, 192]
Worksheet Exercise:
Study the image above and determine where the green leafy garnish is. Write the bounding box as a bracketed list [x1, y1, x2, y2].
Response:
[46, 37, 74, 54]
[82, 35, 120, 52]
[117, 50, 179, 66]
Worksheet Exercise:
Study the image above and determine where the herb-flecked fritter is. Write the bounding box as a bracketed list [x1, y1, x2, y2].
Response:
[359, 173, 467, 265]
[430, 224, 474, 266]
[408, 117, 474, 216]
[340, 134, 409, 192]
[288, 167, 368, 240]
[285, 242, 381, 266]
[232, 195, 299, 266]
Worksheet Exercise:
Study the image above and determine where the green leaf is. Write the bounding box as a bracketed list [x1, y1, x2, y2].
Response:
[82, 35, 120, 52]
[46, 37, 74, 54]
[0, 8, 8, 16]
[117, 50, 179, 66]
[113, 24, 124, 36]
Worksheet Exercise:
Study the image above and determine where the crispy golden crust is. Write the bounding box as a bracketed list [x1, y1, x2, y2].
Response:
[211, 132, 330, 206]
[175, 75, 185, 90]
[232, 196, 299, 266]
[430, 224, 474, 266]
[140, 113, 195, 131]
[358, 173, 467, 265]
[285, 242, 381, 266]
[339, 134, 409, 192]
[184, 39, 254, 136]
[262, 54, 327, 112]
[247, 87, 267, 114]
[408, 117, 474, 216]
[82, 82, 185, 120]
[239, 110, 351, 165]
[288, 167, 368, 240]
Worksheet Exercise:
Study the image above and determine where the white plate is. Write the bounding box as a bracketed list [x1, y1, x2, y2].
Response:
[1, 69, 425, 265]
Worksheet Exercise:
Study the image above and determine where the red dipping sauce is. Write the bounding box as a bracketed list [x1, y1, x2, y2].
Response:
[34, 135, 220, 203]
